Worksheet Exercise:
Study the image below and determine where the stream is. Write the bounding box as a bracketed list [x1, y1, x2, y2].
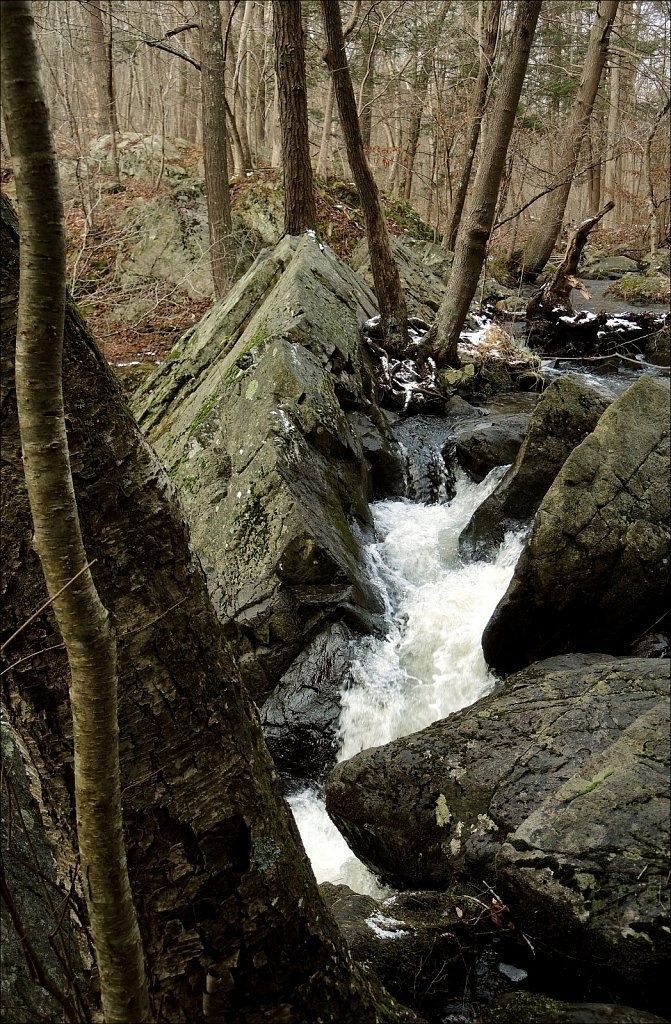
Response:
[288, 466, 527, 896]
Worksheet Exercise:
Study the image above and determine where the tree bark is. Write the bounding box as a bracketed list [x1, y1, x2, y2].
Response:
[321, 0, 409, 355]
[273, 0, 317, 234]
[198, 0, 234, 299]
[0, 3, 150, 1022]
[84, 0, 120, 181]
[521, 0, 620, 278]
[428, 0, 542, 368]
[444, 0, 501, 250]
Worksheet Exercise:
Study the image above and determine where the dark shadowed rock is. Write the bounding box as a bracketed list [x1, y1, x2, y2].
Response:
[482, 375, 670, 674]
[453, 413, 530, 483]
[459, 375, 614, 560]
[260, 622, 355, 783]
[1, 721, 91, 1022]
[325, 655, 670, 1011]
[320, 883, 531, 1021]
[481, 991, 669, 1024]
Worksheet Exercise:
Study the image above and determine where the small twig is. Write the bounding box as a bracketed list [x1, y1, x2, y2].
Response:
[1, 561, 97, 654]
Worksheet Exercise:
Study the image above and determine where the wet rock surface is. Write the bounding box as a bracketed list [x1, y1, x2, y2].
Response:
[459, 375, 614, 560]
[260, 623, 356, 785]
[325, 654, 670, 1013]
[452, 413, 530, 483]
[482, 374, 670, 673]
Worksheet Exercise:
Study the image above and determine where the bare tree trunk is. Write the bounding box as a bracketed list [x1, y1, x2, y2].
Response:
[84, 0, 120, 181]
[644, 99, 671, 261]
[428, 0, 542, 368]
[316, 1, 360, 178]
[321, 0, 409, 355]
[273, 0, 316, 234]
[444, 0, 501, 250]
[316, 79, 336, 177]
[199, 0, 234, 299]
[527, 200, 615, 318]
[521, 0, 619, 278]
[0, 4, 150, 1022]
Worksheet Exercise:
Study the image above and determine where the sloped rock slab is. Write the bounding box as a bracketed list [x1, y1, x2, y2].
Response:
[482, 374, 670, 674]
[325, 655, 670, 1009]
[459, 375, 614, 561]
[134, 234, 386, 701]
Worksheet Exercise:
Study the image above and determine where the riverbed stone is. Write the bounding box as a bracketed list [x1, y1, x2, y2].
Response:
[482, 374, 670, 673]
[320, 883, 530, 1020]
[459, 375, 613, 560]
[260, 622, 355, 783]
[453, 413, 530, 483]
[324, 654, 670, 1012]
[134, 233, 385, 701]
[582, 256, 639, 279]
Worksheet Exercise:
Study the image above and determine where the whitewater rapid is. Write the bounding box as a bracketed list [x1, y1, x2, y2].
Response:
[288, 466, 526, 896]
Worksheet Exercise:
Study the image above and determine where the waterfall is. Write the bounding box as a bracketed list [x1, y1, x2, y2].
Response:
[288, 466, 527, 896]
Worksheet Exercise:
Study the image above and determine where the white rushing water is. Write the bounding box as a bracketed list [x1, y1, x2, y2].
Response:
[288, 467, 526, 896]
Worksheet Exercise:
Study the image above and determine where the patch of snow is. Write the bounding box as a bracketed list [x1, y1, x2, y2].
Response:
[115, 360, 143, 366]
[365, 911, 412, 940]
[498, 963, 528, 983]
[605, 317, 639, 330]
[306, 228, 316, 238]
[364, 315, 381, 329]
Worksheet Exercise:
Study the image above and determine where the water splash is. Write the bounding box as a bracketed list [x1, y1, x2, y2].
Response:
[289, 467, 526, 895]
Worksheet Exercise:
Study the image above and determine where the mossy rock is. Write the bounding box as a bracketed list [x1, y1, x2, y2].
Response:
[604, 272, 670, 305]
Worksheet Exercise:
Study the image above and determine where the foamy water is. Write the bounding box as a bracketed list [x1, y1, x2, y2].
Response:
[289, 467, 526, 896]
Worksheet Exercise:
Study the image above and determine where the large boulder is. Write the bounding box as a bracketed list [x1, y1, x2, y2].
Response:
[350, 236, 452, 322]
[581, 255, 639, 279]
[459, 375, 614, 560]
[453, 413, 530, 483]
[1, 721, 90, 1022]
[134, 234, 386, 701]
[325, 655, 670, 1013]
[482, 375, 670, 674]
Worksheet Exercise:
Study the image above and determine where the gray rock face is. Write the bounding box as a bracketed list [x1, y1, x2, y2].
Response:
[481, 991, 669, 1024]
[325, 655, 670, 1008]
[260, 623, 355, 783]
[582, 255, 639, 279]
[453, 413, 530, 483]
[1, 721, 90, 1022]
[459, 375, 613, 560]
[134, 234, 386, 701]
[350, 236, 452, 322]
[482, 375, 670, 674]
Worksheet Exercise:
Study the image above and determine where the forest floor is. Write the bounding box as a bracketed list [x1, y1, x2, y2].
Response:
[57, 166, 437, 367]
[2, 155, 656, 368]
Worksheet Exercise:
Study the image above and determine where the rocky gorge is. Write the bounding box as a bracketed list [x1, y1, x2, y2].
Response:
[128, 226, 670, 1022]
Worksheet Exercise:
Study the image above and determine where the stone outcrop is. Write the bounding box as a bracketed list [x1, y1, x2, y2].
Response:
[325, 655, 670, 1012]
[350, 235, 512, 324]
[482, 375, 670, 673]
[134, 234, 387, 702]
[1, 722, 90, 1023]
[459, 375, 614, 560]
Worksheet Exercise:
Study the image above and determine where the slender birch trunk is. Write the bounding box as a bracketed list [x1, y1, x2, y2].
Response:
[0, 3, 150, 1021]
